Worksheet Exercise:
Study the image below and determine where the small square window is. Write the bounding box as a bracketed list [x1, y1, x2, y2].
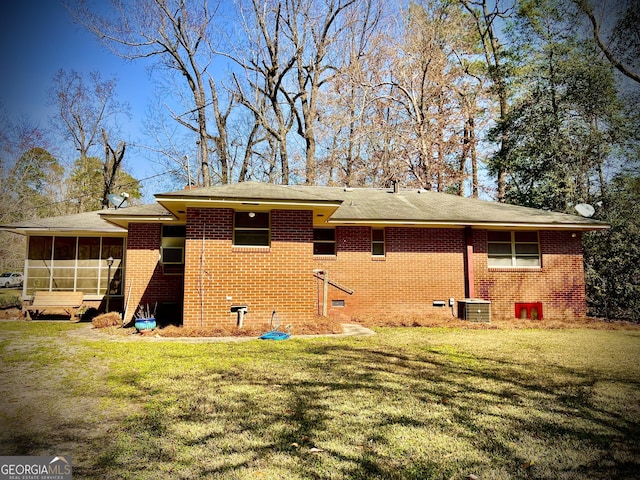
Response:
[234, 212, 270, 246]
[313, 229, 335, 255]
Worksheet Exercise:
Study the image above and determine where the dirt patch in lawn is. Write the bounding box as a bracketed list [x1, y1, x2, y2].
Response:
[0, 327, 131, 460]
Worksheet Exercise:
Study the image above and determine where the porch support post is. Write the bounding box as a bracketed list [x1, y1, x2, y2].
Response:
[465, 227, 475, 298]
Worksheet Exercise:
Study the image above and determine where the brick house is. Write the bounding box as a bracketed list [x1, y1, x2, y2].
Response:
[2, 182, 608, 328]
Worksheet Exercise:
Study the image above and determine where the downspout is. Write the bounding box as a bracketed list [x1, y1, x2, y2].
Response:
[465, 227, 475, 298]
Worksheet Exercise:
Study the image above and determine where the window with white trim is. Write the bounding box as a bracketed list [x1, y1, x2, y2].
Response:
[487, 231, 540, 267]
[234, 211, 270, 246]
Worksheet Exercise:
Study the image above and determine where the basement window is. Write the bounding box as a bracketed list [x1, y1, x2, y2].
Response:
[234, 211, 270, 246]
[313, 228, 336, 255]
[487, 231, 540, 268]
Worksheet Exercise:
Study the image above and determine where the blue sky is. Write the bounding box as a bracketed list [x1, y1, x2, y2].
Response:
[0, 1, 156, 182]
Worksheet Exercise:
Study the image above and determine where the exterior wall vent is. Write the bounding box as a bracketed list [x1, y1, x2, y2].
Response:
[457, 299, 491, 323]
[161, 246, 184, 264]
[515, 302, 543, 320]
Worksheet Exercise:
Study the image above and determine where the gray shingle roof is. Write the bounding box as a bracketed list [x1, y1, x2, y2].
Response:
[317, 187, 601, 226]
[98, 203, 177, 228]
[0, 210, 126, 233]
[158, 182, 608, 228]
[0, 182, 608, 233]
[158, 181, 342, 203]
[99, 203, 176, 218]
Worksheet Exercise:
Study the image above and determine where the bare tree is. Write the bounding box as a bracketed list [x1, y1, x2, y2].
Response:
[101, 129, 126, 208]
[377, 1, 480, 192]
[232, 0, 364, 184]
[49, 69, 135, 211]
[69, 0, 232, 186]
[316, 0, 392, 187]
[232, 0, 298, 184]
[49, 70, 128, 161]
[283, 0, 358, 184]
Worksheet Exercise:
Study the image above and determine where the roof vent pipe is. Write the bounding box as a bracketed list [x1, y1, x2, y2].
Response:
[392, 179, 399, 194]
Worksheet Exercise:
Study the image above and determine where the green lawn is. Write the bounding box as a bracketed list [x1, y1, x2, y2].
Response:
[0, 322, 639, 479]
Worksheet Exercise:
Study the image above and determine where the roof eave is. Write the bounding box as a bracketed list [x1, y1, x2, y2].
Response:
[155, 195, 343, 219]
[0, 226, 126, 236]
[325, 219, 610, 230]
[100, 214, 178, 229]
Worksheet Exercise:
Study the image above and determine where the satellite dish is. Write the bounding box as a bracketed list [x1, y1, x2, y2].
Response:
[107, 193, 129, 209]
[575, 203, 595, 218]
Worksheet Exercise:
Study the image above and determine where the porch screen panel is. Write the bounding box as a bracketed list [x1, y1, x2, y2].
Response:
[101, 238, 124, 295]
[52, 237, 76, 291]
[26, 236, 52, 292]
[25, 235, 125, 295]
[76, 237, 100, 293]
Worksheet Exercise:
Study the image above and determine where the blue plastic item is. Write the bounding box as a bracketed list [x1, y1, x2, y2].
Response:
[135, 318, 156, 331]
[260, 330, 290, 341]
[259, 310, 291, 340]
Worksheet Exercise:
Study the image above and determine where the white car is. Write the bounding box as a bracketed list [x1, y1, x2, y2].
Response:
[0, 272, 23, 288]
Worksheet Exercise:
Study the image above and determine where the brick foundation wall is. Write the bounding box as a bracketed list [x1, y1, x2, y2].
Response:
[124, 223, 184, 323]
[473, 230, 586, 320]
[182, 208, 316, 329]
[315, 227, 467, 321]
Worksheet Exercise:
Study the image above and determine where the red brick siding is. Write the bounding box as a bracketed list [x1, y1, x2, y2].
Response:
[473, 230, 586, 319]
[127, 215, 588, 325]
[182, 208, 316, 329]
[315, 227, 467, 320]
[124, 223, 184, 322]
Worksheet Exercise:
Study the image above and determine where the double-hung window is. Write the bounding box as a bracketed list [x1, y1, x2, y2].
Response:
[161, 225, 186, 264]
[234, 212, 270, 246]
[313, 229, 336, 255]
[487, 231, 540, 267]
[372, 228, 385, 256]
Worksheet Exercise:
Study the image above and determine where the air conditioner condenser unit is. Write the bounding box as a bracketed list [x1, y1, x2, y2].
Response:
[457, 299, 491, 323]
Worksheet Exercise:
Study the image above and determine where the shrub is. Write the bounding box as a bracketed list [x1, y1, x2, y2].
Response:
[0, 292, 21, 309]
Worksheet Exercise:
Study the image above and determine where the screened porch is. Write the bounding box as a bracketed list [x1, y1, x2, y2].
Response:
[24, 235, 126, 300]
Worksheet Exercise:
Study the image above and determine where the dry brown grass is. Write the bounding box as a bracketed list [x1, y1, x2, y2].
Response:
[351, 313, 640, 330]
[156, 316, 343, 337]
[91, 312, 122, 329]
